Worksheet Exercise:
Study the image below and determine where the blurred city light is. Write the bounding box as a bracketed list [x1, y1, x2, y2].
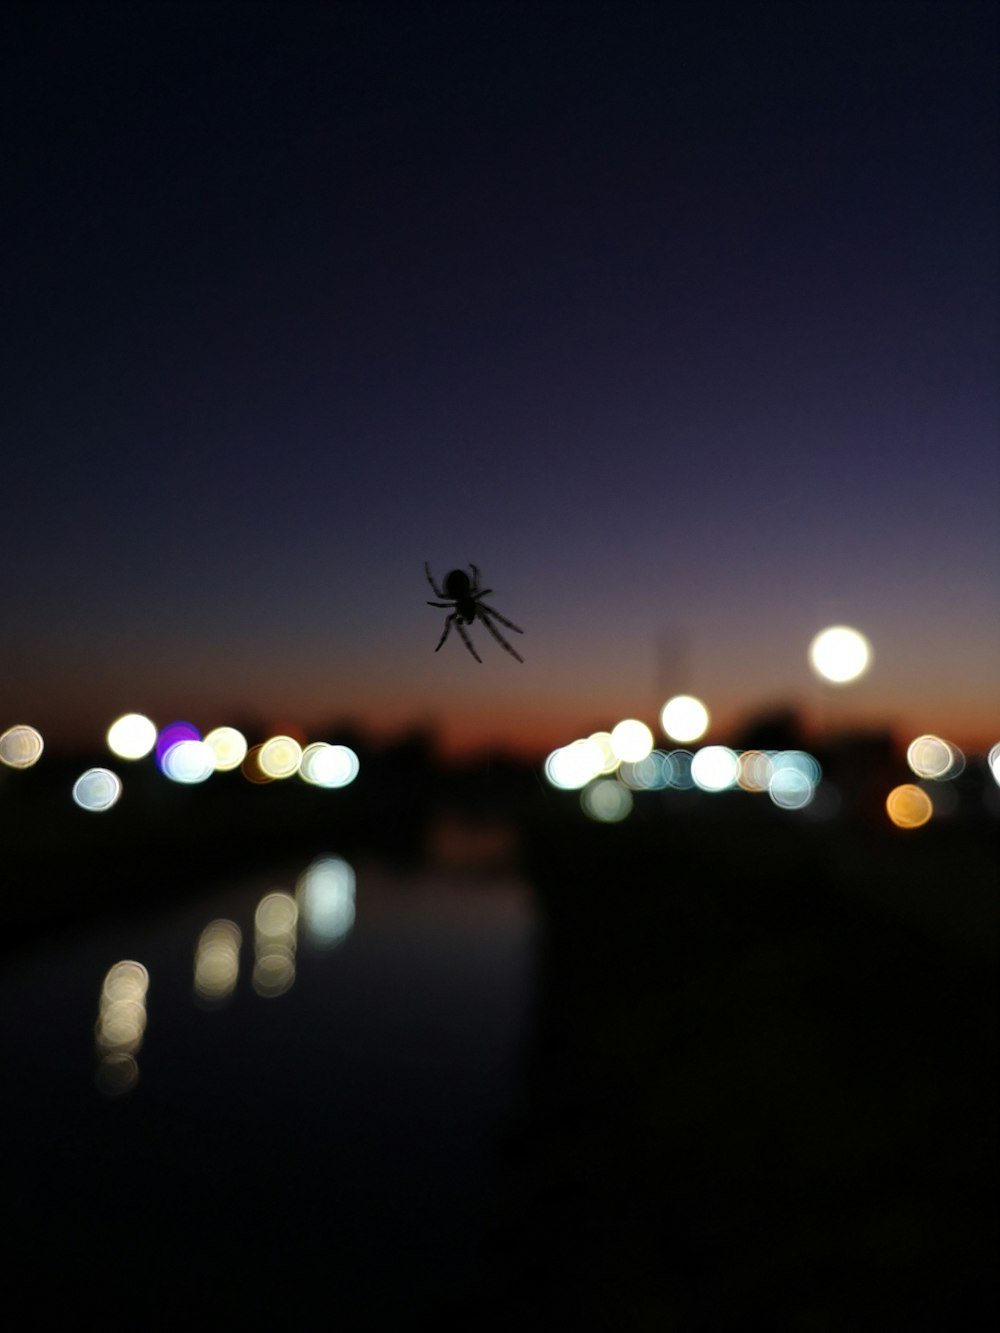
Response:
[886, 783, 934, 829]
[253, 891, 298, 997]
[581, 778, 633, 822]
[690, 745, 739, 792]
[663, 749, 695, 789]
[296, 857, 356, 946]
[73, 767, 122, 811]
[162, 739, 215, 784]
[106, 713, 157, 760]
[193, 920, 242, 1004]
[610, 718, 654, 762]
[989, 743, 1000, 787]
[618, 751, 668, 790]
[544, 738, 606, 790]
[258, 735, 303, 780]
[660, 695, 710, 743]
[203, 726, 248, 772]
[0, 724, 44, 769]
[299, 742, 360, 788]
[737, 750, 774, 792]
[241, 744, 272, 784]
[156, 721, 201, 770]
[587, 731, 620, 775]
[808, 625, 872, 683]
[769, 766, 815, 810]
[906, 734, 964, 781]
[95, 960, 148, 1095]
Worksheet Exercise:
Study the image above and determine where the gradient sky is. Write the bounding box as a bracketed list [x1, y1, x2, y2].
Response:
[3, 0, 997, 758]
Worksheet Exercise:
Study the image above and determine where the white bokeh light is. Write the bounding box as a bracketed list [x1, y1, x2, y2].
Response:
[660, 695, 710, 743]
[106, 714, 157, 760]
[609, 719, 654, 763]
[808, 625, 872, 684]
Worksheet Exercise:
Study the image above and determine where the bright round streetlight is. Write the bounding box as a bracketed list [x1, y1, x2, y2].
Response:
[660, 694, 710, 743]
[808, 625, 871, 684]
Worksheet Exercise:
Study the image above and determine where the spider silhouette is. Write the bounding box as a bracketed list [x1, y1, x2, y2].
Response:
[425, 562, 524, 663]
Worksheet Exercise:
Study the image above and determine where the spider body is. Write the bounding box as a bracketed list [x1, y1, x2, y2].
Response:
[425, 562, 524, 663]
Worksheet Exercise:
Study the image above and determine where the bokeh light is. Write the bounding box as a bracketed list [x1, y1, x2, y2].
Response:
[95, 959, 149, 1091]
[0, 724, 44, 769]
[253, 891, 298, 997]
[660, 695, 710, 743]
[886, 784, 934, 829]
[296, 857, 356, 946]
[580, 779, 633, 822]
[587, 731, 620, 775]
[203, 726, 248, 772]
[737, 750, 774, 793]
[989, 743, 1000, 788]
[769, 766, 815, 810]
[193, 920, 242, 1004]
[299, 742, 360, 788]
[906, 734, 964, 781]
[690, 745, 739, 792]
[162, 739, 214, 784]
[662, 749, 695, 790]
[156, 721, 201, 769]
[258, 735, 303, 780]
[808, 625, 872, 683]
[241, 744, 272, 784]
[73, 767, 122, 811]
[544, 738, 606, 790]
[106, 713, 157, 760]
[610, 719, 654, 763]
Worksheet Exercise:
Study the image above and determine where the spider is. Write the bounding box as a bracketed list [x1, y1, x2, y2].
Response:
[425, 562, 525, 663]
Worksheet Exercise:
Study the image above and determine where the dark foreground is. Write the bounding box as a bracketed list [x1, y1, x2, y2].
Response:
[2, 769, 997, 1331]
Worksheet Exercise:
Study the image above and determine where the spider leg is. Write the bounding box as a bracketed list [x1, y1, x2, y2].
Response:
[478, 602, 524, 634]
[479, 611, 524, 662]
[435, 614, 457, 652]
[469, 563, 481, 589]
[424, 562, 445, 598]
[455, 620, 483, 663]
[427, 600, 454, 608]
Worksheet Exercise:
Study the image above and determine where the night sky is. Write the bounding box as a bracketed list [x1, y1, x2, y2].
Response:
[3, 0, 997, 758]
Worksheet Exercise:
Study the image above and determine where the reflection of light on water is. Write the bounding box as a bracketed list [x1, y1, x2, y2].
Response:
[162, 739, 214, 784]
[296, 857, 356, 946]
[194, 920, 242, 1003]
[887, 783, 934, 829]
[610, 719, 653, 763]
[259, 735, 303, 779]
[581, 779, 632, 822]
[95, 960, 149, 1094]
[299, 742, 360, 788]
[660, 695, 709, 743]
[691, 746, 739, 792]
[808, 625, 872, 683]
[0, 724, 44, 768]
[73, 767, 122, 811]
[203, 726, 248, 772]
[106, 713, 156, 760]
[906, 734, 964, 781]
[253, 891, 298, 997]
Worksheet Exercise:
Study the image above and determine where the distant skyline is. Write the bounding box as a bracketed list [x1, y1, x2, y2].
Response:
[2, 1, 997, 759]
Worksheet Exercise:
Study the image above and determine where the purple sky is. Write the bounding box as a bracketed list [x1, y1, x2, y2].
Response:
[3, 0, 997, 757]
